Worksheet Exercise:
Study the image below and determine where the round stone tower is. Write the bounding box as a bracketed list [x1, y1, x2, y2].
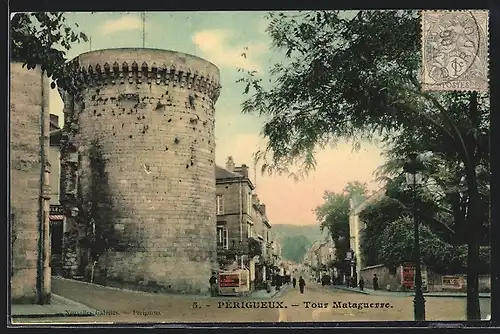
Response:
[59, 48, 220, 293]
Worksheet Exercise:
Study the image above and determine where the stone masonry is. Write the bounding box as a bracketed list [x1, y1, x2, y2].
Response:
[59, 49, 220, 294]
[10, 62, 51, 303]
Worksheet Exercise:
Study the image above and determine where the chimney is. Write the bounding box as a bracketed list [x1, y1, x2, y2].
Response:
[252, 193, 258, 205]
[226, 156, 235, 172]
[237, 164, 249, 178]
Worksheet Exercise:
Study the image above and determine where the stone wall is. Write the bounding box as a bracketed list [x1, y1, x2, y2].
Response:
[426, 272, 491, 293]
[360, 264, 400, 291]
[10, 62, 51, 303]
[361, 264, 492, 293]
[60, 49, 220, 294]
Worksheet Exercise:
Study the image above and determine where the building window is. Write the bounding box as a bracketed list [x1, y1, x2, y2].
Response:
[217, 226, 228, 249]
[247, 222, 253, 238]
[216, 195, 224, 215]
[50, 222, 64, 255]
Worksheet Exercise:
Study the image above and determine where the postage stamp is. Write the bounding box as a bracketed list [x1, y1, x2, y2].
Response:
[421, 10, 489, 92]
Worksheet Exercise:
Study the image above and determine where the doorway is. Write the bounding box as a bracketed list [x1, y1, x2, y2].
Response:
[50, 221, 64, 275]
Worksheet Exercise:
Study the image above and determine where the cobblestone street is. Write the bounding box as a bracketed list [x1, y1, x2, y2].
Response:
[12, 276, 482, 324]
[275, 280, 471, 322]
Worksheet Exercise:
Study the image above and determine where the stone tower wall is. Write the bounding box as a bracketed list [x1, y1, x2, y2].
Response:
[60, 49, 220, 293]
[10, 62, 51, 303]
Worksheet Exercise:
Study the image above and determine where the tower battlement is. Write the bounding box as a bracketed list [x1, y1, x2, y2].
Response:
[66, 48, 221, 101]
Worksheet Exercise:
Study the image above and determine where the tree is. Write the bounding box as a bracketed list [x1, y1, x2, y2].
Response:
[360, 177, 490, 274]
[75, 140, 120, 277]
[11, 12, 88, 91]
[374, 94, 490, 247]
[374, 216, 489, 275]
[239, 10, 489, 319]
[315, 181, 368, 273]
[378, 155, 490, 246]
[359, 196, 405, 266]
[282, 235, 311, 262]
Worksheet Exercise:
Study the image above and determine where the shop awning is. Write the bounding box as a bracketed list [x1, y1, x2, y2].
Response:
[49, 215, 65, 221]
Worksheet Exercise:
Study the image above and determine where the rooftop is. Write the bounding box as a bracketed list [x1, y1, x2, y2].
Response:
[215, 165, 242, 179]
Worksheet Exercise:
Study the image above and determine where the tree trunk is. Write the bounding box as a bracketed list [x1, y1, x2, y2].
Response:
[465, 165, 481, 320]
[464, 91, 481, 320]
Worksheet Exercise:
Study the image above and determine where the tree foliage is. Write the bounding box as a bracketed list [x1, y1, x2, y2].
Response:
[248, 237, 263, 258]
[282, 235, 311, 263]
[76, 140, 120, 261]
[374, 97, 490, 247]
[360, 174, 490, 274]
[10, 12, 88, 90]
[315, 181, 367, 271]
[376, 216, 490, 274]
[239, 10, 489, 319]
[359, 196, 405, 266]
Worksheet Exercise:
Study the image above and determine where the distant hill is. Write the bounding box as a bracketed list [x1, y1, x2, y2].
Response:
[272, 224, 329, 262]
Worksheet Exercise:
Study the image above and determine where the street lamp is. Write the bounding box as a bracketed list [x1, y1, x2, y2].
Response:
[345, 249, 355, 287]
[403, 153, 426, 321]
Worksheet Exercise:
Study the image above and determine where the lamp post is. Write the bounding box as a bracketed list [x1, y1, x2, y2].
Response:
[403, 153, 426, 321]
[346, 249, 354, 287]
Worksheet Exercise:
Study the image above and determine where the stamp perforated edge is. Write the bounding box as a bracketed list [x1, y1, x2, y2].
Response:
[419, 10, 490, 93]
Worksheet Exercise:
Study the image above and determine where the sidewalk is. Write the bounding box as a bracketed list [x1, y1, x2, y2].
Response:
[331, 285, 491, 298]
[53, 276, 287, 303]
[53, 276, 212, 300]
[11, 294, 97, 318]
[250, 284, 290, 299]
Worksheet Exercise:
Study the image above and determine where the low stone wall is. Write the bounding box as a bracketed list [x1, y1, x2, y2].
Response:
[361, 264, 491, 293]
[427, 272, 491, 293]
[360, 264, 400, 291]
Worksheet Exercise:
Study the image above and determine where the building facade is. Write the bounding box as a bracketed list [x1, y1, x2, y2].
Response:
[48, 114, 66, 276]
[272, 238, 282, 268]
[317, 239, 335, 267]
[250, 193, 273, 287]
[10, 62, 51, 304]
[215, 156, 276, 290]
[348, 189, 386, 279]
[215, 157, 255, 271]
[305, 241, 322, 278]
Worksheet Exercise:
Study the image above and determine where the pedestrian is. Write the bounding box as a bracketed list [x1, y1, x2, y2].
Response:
[209, 272, 218, 297]
[276, 275, 282, 290]
[372, 274, 379, 290]
[298, 276, 306, 294]
[292, 277, 297, 288]
[359, 277, 364, 291]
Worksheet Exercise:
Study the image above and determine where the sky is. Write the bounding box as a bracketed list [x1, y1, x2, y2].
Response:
[48, 11, 386, 226]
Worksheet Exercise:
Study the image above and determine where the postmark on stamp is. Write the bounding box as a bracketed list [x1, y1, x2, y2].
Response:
[420, 10, 489, 92]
